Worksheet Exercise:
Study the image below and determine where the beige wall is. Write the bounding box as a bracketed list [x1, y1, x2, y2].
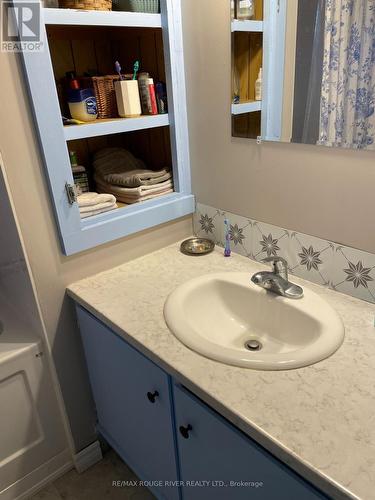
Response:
[182, 0, 375, 253]
[0, 50, 192, 451]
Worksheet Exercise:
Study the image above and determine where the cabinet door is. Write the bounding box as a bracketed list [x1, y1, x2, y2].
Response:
[77, 306, 179, 500]
[173, 384, 327, 500]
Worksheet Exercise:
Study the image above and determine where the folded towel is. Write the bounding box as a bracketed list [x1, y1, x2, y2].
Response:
[93, 147, 172, 188]
[103, 168, 172, 188]
[95, 176, 173, 204]
[77, 192, 117, 208]
[93, 148, 146, 176]
[79, 201, 117, 215]
[95, 176, 173, 197]
[80, 204, 117, 219]
[105, 189, 174, 205]
[77, 192, 117, 218]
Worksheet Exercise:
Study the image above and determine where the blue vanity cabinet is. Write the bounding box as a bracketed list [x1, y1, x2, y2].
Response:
[74, 304, 329, 500]
[173, 384, 327, 500]
[76, 306, 179, 500]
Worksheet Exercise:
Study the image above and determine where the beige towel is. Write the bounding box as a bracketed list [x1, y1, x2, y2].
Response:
[95, 176, 173, 204]
[103, 168, 172, 188]
[107, 189, 174, 205]
[95, 176, 173, 197]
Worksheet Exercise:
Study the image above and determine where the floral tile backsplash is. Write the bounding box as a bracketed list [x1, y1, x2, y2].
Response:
[193, 202, 375, 304]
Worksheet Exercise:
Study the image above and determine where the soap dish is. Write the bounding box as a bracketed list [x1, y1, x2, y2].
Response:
[180, 238, 215, 256]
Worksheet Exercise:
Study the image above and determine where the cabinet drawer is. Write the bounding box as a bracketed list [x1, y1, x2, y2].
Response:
[173, 384, 327, 500]
[76, 306, 179, 500]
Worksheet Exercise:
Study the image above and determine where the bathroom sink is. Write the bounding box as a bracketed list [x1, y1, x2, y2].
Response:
[164, 273, 345, 370]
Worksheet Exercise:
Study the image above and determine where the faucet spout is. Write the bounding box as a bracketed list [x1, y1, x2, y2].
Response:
[251, 258, 303, 299]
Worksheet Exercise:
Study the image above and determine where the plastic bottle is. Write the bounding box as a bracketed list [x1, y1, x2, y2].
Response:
[138, 72, 151, 115]
[67, 88, 97, 122]
[255, 68, 262, 101]
[147, 78, 158, 115]
[155, 82, 168, 114]
[236, 0, 254, 20]
[69, 151, 89, 195]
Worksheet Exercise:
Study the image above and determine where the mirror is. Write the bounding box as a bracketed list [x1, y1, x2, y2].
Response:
[231, 1, 375, 150]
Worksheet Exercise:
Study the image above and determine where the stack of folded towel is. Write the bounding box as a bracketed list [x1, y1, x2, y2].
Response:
[78, 192, 117, 219]
[93, 148, 173, 205]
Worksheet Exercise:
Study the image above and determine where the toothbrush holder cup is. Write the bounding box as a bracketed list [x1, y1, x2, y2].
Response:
[114, 80, 142, 118]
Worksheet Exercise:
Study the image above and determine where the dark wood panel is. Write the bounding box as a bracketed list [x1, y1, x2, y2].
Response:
[232, 111, 261, 139]
[47, 25, 164, 81]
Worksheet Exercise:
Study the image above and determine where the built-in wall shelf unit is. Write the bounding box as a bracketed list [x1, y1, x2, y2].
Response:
[231, 100, 262, 115]
[20, 0, 193, 255]
[231, 20, 263, 33]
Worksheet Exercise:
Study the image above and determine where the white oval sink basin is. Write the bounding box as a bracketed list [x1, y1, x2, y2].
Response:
[164, 273, 345, 370]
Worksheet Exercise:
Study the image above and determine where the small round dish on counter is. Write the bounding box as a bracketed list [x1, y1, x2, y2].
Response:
[180, 238, 215, 256]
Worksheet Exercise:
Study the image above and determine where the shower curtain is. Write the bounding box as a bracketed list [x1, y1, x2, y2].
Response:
[318, 0, 375, 149]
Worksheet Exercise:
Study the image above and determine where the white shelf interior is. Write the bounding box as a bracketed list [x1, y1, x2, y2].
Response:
[43, 8, 162, 28]
[231, 101, 262, 115]
[231, 20, 263, 32]
[64, 114, 170, 141]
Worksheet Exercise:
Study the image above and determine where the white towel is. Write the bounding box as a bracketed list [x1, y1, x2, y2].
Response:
[80, 205, 117, 219]
[79, 200, 117, 215]
[78, 192, 117, 219]
[77, 192, 116, 208]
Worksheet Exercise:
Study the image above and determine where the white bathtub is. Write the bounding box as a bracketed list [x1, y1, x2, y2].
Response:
[0, 298, 69, 499]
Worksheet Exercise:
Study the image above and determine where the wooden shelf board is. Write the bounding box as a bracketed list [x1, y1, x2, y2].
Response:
[64, 114, 170, 141]
[231, 20, 263, 33]
[43, 8, 162, 28]
[231, 101, 262, 115]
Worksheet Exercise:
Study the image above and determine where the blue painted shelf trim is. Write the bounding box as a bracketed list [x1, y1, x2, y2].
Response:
[65, 193, 195, 255]
[19, 0, 193, 255]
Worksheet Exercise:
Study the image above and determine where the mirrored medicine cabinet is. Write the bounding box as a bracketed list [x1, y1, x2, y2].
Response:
[231, 0, 375, 151]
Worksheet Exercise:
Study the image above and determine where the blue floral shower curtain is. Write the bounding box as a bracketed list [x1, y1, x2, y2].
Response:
[318, 0, 375, 149]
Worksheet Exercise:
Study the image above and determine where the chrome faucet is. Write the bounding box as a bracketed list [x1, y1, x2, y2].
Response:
[251, 257, 303, 299]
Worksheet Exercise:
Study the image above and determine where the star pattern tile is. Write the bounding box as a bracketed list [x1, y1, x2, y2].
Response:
[196, 203, 375, 304]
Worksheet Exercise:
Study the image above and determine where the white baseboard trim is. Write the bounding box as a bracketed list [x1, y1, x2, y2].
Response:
[0, 449, 73, 500]
[73, 440, 103, 473]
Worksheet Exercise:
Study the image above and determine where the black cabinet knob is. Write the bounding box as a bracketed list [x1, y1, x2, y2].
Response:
[179, 424, 192, 439]
[147, 390, 159, 403]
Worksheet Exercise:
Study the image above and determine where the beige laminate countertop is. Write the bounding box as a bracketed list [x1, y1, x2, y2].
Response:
[67, 242, 375, 500]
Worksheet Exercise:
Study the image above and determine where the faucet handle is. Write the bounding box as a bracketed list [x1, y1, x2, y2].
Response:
[262, 256, 288, 280]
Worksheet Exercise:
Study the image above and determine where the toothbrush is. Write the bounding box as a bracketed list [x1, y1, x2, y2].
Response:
[224, 219, 231, 257]
[132, 60, 140, 80]
[115, 61, 124, 80]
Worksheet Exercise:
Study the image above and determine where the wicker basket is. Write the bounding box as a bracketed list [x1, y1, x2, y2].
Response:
[113, 0, 159, 13]
[59, 0, 112, 10]
[91, 76, 119, 119]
